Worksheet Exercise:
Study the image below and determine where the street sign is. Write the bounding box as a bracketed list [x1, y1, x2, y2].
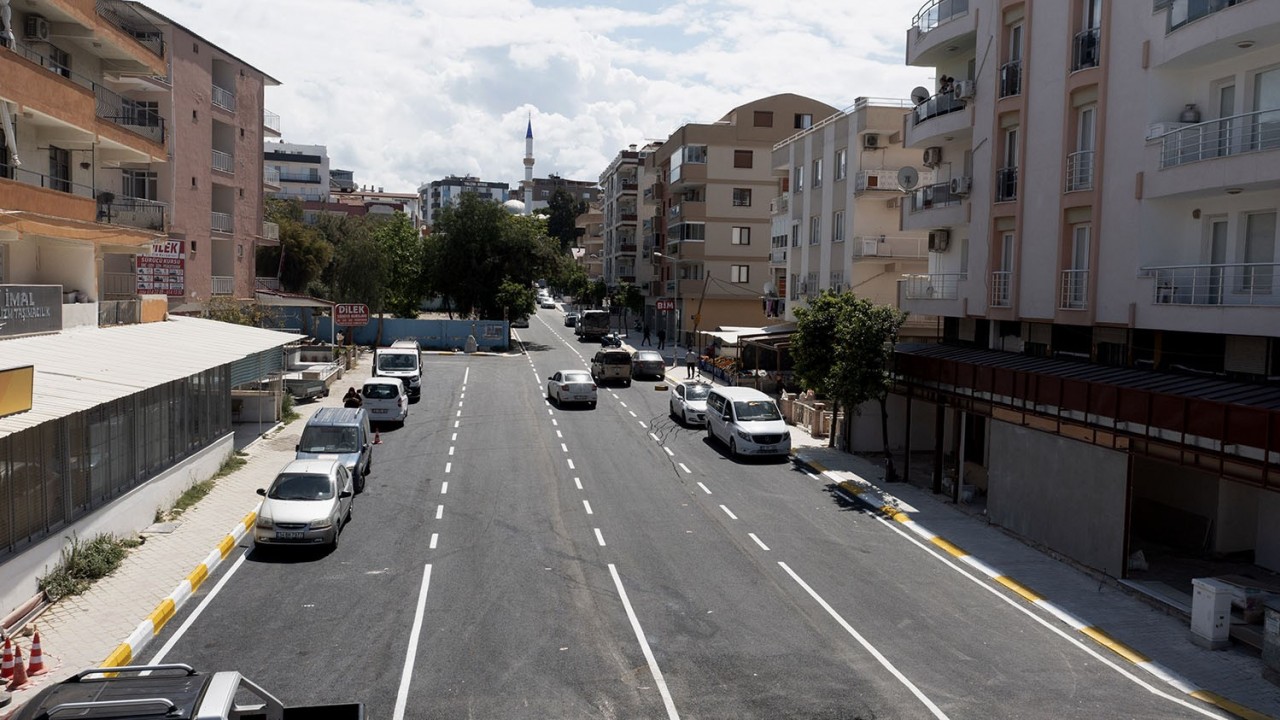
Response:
[656, 298, 675, 311]
[334, 303, 370, 327]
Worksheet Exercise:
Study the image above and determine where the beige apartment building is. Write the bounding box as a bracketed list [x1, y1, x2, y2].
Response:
[599, 147, 641, 286]
[643, 94, 840, 348]
[894, 0, 1280, 581]
[575, 200, 605, 281]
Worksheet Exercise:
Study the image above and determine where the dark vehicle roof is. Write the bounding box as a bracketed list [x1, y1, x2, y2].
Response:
[12, 666, 209, 720]
[307, 407, 367, 427]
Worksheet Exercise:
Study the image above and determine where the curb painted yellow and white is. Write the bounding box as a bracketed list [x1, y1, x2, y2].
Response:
[797, 455, 1274, 720]
[100, 509, 258, 668]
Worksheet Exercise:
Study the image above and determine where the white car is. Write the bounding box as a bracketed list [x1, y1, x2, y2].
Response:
[670, 380, 711, 425]
[254, 459, 354, 550]
[362, 377, 409, 426]
[540, 299, 557, 309]
[546, 369, 597, 408]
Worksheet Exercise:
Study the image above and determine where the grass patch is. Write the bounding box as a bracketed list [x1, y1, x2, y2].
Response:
[38, 533, 142, 600]
[156, 451, 247, 522]
[281, 392, 300, 423]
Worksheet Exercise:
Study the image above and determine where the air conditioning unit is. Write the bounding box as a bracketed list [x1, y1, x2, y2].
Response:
[24, 15, 51, 42]
[949, 176, 971, 196]
[954, 80, 976, 100]
[863, 134, 880, 150]
[923, 146, 943, 168]
[928, 229, 951, 253]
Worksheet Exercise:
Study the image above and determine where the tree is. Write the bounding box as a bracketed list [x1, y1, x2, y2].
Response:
[585, 278, 608, 308]
[495, 279, 536, 325]
[610, 281, 644, 331]
[261, 198, 331, 293]
[792, 293, 906, 477]
[545, 188, 585, 252]
[373, 212, 427, 317]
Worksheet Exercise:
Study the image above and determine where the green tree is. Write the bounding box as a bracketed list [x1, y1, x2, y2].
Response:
[610, 281, 644, 332]
[495, 279, 536, 325]
[374, 212, 427, 317]
[586, 278, 608, 308]
[792, 293, 906, 475]
[333, 234, 390, 344]
[545, 188, 585, 252]
[277, 225, 332, 294]
[312, 213, 372, 296]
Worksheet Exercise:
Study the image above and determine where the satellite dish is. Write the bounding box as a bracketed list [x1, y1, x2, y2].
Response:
[897, 166, 920, 191]
[911, 86, 932, 106]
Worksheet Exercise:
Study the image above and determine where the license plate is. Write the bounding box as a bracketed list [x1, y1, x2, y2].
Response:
[372, 409, 388, 414]
[573, 395, 589, 400]
[277, 531, 304, 540]
[758, 445, 776, 452]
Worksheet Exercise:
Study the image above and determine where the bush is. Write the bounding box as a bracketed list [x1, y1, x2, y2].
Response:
[38, 533, 141, 600]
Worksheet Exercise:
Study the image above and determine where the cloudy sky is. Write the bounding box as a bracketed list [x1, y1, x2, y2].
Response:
[145, 0, 933, 192]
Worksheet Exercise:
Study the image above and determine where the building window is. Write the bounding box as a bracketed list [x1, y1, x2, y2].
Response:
[794, 165, 804, 192]
[791, 222, 800, 248]
[734, 150, 753, 168]
[48, 45, 71, 79]
[835, 148, 847, 180]
[731, 227, 751, 245]
[754, 111, 774, 127]
[830, 271, 844, 293]
[812, 158, 822, 188]
[730, 265, 750, 283]
[809, 215, 820, 245]
[833, 210, 845, 242]
[794, 113, 813, 129]
[49, 146, 71, 193]
[684, 145, 707, 164]
[123, 170, 158, 200]
[732, 188, 752, 207]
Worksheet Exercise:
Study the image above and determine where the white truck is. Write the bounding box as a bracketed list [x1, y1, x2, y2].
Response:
[373, 339, 422, 400]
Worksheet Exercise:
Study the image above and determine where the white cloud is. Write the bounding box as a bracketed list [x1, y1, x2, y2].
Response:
[145, 0, 932, 191]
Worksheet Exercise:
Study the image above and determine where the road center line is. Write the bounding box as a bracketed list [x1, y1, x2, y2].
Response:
[392, 563, 432, 720]
[429, 533, 438, 549]
[619, 402, 627, 408]
[561, 443, 569, 453]
[778, 562, 949, 719]
[445, 462, 451, 473]
[749, 533, 770, 551]
[456, 410, 461, 417]
[663, 447, 674, 457]
[454, 420, 460, 428]
[574, 477, 583, 490]
[697, 482, 712, 495]
[720, 505, 738, 520]
[679, 463, 691, 474]
[608, 564, 681, 720]
[583, 500, 593, 515]
[552, 419, 558, 426]
[567, 459, 576, 470]
[441, 481, 448, 494]
[639, 421, 647, 428]
[649, 432, 661, 442]
[460, 392, 465, 399]
[448, 446, 455, 456]
[451, 433, 457, 442]
[435, 505, 444, 520]
[556, 430, 563, 438]
[463, 367, 470, 384]
[629, 410, 637, 417]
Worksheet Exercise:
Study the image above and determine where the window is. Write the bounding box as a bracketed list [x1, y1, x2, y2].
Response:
[730, 265, 750, 283]
[1242, 212, 1276, 294]
[754, 111, 774, 127]
[676, 222, 706, 241]
[732, 188, 752, 206]
[684, 145, 707, 164]
[809, 215, 821, 245]
[811, 158, 822, 188]
[835, 148, 847, 180]
[833, 210, 845, 242]
[794, 165, 804, 192]
[791, 222, 800, 248]
[794, 113, 813, 129]
[122, 170, 158, 200]
[48, 45, 71, 80]
[734, 150, 753, 168]
[49, 146, 71, 193]
[790, 273, 800, 300]
[830, 271, 844, 292]
[731, 227, 751, 245]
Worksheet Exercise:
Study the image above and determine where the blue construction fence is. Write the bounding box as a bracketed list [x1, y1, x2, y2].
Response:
[279, 308, 510, 352]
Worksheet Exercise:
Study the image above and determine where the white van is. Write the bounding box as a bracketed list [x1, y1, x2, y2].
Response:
[705, 387, 791, 459]
[362, 377, 409, 426]
[374, 339, 422, 400]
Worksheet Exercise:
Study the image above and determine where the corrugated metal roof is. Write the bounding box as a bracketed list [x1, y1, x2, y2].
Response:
[0, 316, 299, 438]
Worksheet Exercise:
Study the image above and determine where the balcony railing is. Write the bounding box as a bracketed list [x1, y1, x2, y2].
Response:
[770, 248, 788, 264]
[1, 163, 96, 200]
[901, 273, 964, 300]
[95, 0, 165, 57]
[103, 196, 167, 231]
[94, 85, 165, 143]
[264, 166, 281, 186]
[990, 270, 1012, 307]
[999, 60, 1022, 98]
[855, 169, 906, 192]
[1060, 269, 1089, 310]
[853, 236, 929, 259]
[996, 167, 1018, 202]
[911, 91, 966, 126]
[212, 149, 234, 174]
[1072, 27, 1101, 71]
[1146, 262, 1280, 306]
[212, 84, 237, 112]
[264, 110, 282, 134]
[262, 221, 280, 242]
[278, 170, 323, 183]
[912, 0, 970, 33]
[771, 195, 790, 214]
[1066, 150, 1095, 192]
[908, 181, 961, 212]
[1158, 108, 1280, 168]
[211, 211, 234, 233]
[1167, 0, 1250, 34]
[211, 276, 234, 296]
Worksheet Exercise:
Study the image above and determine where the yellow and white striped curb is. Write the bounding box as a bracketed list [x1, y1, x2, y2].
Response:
[800, 457, 1273, 720]
[100, 508, 258, 668]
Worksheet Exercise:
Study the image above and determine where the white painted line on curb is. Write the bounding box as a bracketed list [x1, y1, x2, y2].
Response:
[392, 563, 432, 720]
[679, 463, 691, 474]
[749, 533, 770, 551]
[429, 533, 438, 549]
[720, 505, 738, 520]
[594, 528, 606, 546]
[609, 564, 681, 720]
[583, 500, 593, 515]
[697, 482, 712, 495]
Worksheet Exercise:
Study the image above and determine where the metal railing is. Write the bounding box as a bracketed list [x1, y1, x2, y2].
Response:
[264, 110, 281, 134]
[1060, 269, 1089, 309]
[103, 196, 167, 231]
[901, 273, 964, 300]
[256, 277, 282, 291]
[95, 0, 165, 57]
[996, 167, 1018, 202]
[990, 270, 1012, 307]
[853, 236, 929, 259]
[1066, 150, 1095, 192]
[1146, 262, 1279, 306]
[771, 195, 790, 214]
[0, 162, 97, 199]
[908, 181, 961, 213]
[912, 0, 970, 33]
[263, 166, 280, 186]
[212, 149, 234, 174]
[262, 221, 280, 242]
[211, 276, 234, 296]
[911, 90, 967, 126]
[211, 211, 234, 233]
[999, 60, 1022, 98]
[1072, 27, 1101, 70]
[770, 248, 788, 264]
[1167, 0, 1250, 34]
[277, 170, 323, 183]
[211, 84, 237, 112]
[1158, 108, 1280, 168]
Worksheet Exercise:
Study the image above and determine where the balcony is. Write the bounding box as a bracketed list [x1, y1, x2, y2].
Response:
[907, 0, 976, 67]
[212, 84, 236, 113]
[619, 177, 638, 193]
[901, 273, 963, 300]
[262, 221, 280, 243]
[1146, 263, 1280, 306]
[853, 235, 929, 259]
[1059, 269, 1089, 310]
[278, 170, 323, 183]
[856, 169, 907, 193]
[211, 211, 234, 234]
[211, 149, 234, 174]
[212, 276, 235, 296]
[668, 201, 706, 223]
[1065, 150, 1095, 192]
[264, 110, 282, 136]
[1167, 0, 1251, 33]
[990, 270, 1012, 308]
[901, 181, 966, 232]
[102, 196, 167, 231]
[264, 166, 281, 188]
[770, 247, 788, 266]
[999, 61, 1022, 98]
[1154, 0, 1276, 68]
[1147, 109, 1280, 197]
[669, 162, 706, 188]
[1071, 27, 1101, 71]
[94, 85, 165, 144]
[904, 92, 972, 148]
[1158, 109, 1280, 168]
[97, 0, 166, 58]
[770, 195, 790, 214]
[995, 167, 1018, 202]
[1, 162, 98, 202]
[644, 182, 664, 202]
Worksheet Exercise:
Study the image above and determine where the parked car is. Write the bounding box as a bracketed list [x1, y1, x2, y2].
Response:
[546, 369, 597, 408]
[254, 458, 354, 550]
[540, 298, 557, 309]
[631, 350, 666, 380]
[704, 386, 791, 459]
[564, 312, 579, 327]
[591, 349, 633, 386]
[669, 380, 711, 425]
[362, 377, 409, 427]
[295, 407, 372, 492]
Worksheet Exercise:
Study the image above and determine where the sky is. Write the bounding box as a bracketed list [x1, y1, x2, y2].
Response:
[145, 0, 934, 193]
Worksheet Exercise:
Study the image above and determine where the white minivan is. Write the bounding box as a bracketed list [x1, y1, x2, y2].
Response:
[705, 387, 791, 459]
[362, 377, 409, 426]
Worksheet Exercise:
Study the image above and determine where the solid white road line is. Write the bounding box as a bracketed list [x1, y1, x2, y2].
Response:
[445, 462, 452, 473]
[435, 505, 444, 520]
[594, 528, 606, 546]
[567, 459, 576, 470]
[393, 563, 433, 720]
[720, 505, 738, 520]
[697, 482, 712, 495]
[148, 552, 248, 665]
[583, 500, 594, 515]
[429, 533, 438, 550]
[574, 477, 583, 490]
[609, 564, 681, 720]
[663, 447, 675, 457]
[749, 533, 770, 551]
[441, 481, 448, 495]
[778, 562, 949, 719]
[679, 463, 691, 474]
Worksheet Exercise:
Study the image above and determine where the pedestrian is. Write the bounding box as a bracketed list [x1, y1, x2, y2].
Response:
[642, 324, 652, 346]
[685, 348, 698, 379]
[657, 327, 666, 350]
[342, 386, 362, 409]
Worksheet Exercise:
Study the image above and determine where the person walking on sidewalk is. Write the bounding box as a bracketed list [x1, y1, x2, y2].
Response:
[642, 324, 652, 346]
[657, 327, 667, 350]
[685, 348, 698, 379]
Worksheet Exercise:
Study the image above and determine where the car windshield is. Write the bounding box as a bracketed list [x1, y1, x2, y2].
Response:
[378, 354, 417, 371]
[636, 352, 662, 363]
[298, 426, 358, 453]
[269, 473, 335, 501]
[363, 384, 399, 400]
[601, 353, 630, 364]
[563, 372, 592, 383]
[734, 399, 782, 421]
[685, 384, 711, 401]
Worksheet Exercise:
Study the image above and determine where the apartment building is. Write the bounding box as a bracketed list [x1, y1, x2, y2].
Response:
[644, 94, 840, 347]
[599, 148, 641, 286]
[525, 175, 599, 215]
[418, 175, 510, 227]
[575, 200, 605, 281]
[893, 0, 1280, 580]
[265, 141, 330, 204]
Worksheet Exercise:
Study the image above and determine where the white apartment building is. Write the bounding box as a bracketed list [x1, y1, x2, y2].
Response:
[893, 0, 1280, 581]
[418, 175, 510, 227]
[599, 147, 641, 286]
[264, 141, 330, 203]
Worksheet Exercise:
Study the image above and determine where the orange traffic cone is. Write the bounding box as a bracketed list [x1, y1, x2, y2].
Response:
[25, 630, 44, 675]
[373, 431, 382, 445]
[7, 645, 28, 691]
[0, 637, 12, 680]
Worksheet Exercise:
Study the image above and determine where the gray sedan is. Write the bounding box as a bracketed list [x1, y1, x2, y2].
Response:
[631, 350, 666, 380]
[254, 458, 354, 550]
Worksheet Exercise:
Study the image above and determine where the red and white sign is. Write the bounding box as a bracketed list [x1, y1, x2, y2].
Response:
[655, 298, 675, 311]
[136, 240, 185, 296]
[335, 303, 370, 327]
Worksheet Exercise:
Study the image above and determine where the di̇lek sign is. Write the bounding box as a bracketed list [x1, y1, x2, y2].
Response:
[0, 285, 63, 338]
[334, 303, 370, 327]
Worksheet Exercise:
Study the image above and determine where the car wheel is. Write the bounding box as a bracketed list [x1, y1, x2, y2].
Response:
[331, 523, 341, 549]
[589, 401, 597, 409]
[729, 438, 739, 459]
[625, 379, 632, 387]
[355, 471, 366, 494]
[707, 424, 716, 444]
[681, 408, 688, 426]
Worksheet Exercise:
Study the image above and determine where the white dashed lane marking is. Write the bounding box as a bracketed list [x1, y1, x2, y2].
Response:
[583, 500, 594, 515]
[574, 477, 583, 490]
[663, 447, 674, 457]
[441, 482, 448, 495]
[594, 528, 607, 546]
[749, 533, 770, 551]
[679, 463, 691, 474]
[561, 443, 569, 453]
[568, 459, 576, 470]
[697, 482, 712, 495]
[435, 505, 444, 520]
[445, 462, 452, 473]
[429, 533, 438, 549]
[720, 505, 738, 520]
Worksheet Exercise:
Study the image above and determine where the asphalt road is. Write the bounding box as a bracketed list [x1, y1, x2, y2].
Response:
[145, 308, 1226, 719]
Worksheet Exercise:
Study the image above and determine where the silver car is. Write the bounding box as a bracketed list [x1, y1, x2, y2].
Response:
[631, 350, 666, 380]
[254, 459, 354, 550]
[547, 369, 597, 408]
[670, 380, 711, 425]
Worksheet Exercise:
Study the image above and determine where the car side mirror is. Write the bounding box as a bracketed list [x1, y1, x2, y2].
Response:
[256, 488, 266, 496]
[294, 444, 300, 452]
[723, 412, 732, 422]
[339, 490, 353, 498]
